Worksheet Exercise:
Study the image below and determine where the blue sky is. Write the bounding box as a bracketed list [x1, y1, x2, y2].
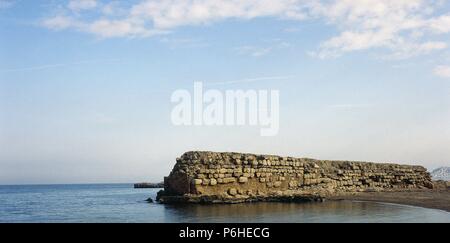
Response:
[1, 0, 450, 184]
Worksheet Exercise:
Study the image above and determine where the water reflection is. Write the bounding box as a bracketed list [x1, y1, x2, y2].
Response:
[162, 201, 450, 223]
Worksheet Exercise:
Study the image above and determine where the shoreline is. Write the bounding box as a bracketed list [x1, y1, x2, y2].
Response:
[328, 189, 450, 212]
[156, 186, 450, 213]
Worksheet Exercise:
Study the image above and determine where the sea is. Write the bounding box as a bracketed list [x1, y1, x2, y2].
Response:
[0, 183, 449, 223]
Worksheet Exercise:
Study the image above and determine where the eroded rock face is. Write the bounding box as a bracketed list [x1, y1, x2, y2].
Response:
[157, 151, 433, 203]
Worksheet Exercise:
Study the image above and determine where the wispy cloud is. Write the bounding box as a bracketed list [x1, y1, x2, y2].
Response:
[433, 65, 450, 78]
[68, 0, 98, 12]
[235, 39, 291, 57]
[42, 15, 79, 30]
[0, 59, 121, 73]
[205, 75, 293, 86]
[234, 46, 273, 57]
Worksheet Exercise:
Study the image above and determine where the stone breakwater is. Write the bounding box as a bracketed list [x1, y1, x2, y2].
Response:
[134, 182, 164, 189]
[156, 151, 433, 203]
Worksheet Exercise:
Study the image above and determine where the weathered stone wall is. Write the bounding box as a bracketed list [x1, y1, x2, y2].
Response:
[158, 151, 433, 203]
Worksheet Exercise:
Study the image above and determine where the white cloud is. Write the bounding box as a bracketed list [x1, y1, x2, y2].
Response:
[128, 0, 307, 30]
[388, 41, 447, 60]
[433, 65, 450, 78]
[42, 15, 80, 30]
[41, 0, 310, 38]
[86, 19, 158, 38]
[42, 12, 168, 38]
[309, 0, 449, 59]
[428, 14, 450, 34]
[315, 30, 393, 58]
[101, 1, 127, 16]
[40, 0, 450, 59]
[68, 0, 98, 12]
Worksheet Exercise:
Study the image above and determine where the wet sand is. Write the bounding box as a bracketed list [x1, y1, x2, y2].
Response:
[330, 189, 450, 212]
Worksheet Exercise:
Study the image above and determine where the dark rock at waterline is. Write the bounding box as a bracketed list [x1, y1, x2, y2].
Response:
[146, 197, 154, 203]
[155, 189, 166, 202]
[156, 193, 326, 204]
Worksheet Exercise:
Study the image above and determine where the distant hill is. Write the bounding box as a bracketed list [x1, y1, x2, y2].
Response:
[431, 167, 450, 181]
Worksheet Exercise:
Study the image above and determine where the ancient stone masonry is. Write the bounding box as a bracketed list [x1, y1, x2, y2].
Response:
[157, 151, 433, 203]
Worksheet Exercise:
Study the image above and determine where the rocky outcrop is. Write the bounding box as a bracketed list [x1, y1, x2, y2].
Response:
[156, 151, 433, 204]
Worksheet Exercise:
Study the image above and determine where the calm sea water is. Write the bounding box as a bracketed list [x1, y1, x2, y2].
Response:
[0, 183, 449, 223]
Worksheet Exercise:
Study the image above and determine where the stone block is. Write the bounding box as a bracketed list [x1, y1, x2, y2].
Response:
[228, 188, 237, 196]
[239, 177, 248, 183]
[192, 179, 202, 185]
[223, 177, 236, 183]
[202, 179, 210, 186]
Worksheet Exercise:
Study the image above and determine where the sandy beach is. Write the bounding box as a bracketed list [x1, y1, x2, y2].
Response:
[330, 189, 450, 212]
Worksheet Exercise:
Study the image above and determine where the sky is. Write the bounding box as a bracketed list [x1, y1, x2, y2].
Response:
[1, 0, 450, 185]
